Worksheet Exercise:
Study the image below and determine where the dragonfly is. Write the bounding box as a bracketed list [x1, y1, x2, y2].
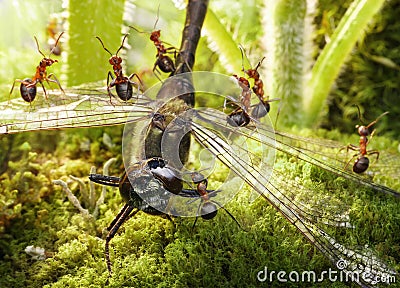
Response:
[0, 72, 398, 287]
[89, 157, 243, 275]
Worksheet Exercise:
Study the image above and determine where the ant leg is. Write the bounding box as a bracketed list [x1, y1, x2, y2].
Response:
[128, 73, 143, 88]
[344, 144, 359, 153]
[174, 50, 192, 73]
[47, 73, 65, 94]
[128, 73, 144, 100]
[337, 144, 359, 169]
[38, 81, 48, 99]
[212, 200, 246, 231]
[152, 63, 164, 83]
[106, 72, 116, 104]
[223, 95, 242, 112]
[367, 150, 380, 162]
[165, 214, 176, 230]
[9, 79, 23, 103]
[191, 203, 202, 231]
[344, 153, 359, 170]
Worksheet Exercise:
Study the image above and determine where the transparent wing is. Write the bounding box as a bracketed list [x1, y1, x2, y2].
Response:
[273, 129, 400, 188]
[0, 87, 155, 134]
[196, 108, 400, 198]
[175, 108, 397, 287]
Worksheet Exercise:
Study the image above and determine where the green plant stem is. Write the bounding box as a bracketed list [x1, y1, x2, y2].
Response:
[304, 0, 386, 127]
[67, 0, 125, 86]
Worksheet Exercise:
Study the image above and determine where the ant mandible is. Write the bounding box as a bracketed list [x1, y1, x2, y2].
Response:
[96, 34, 143, 102]
[10, 32, 65, 103]
[344, 106, 389, 173]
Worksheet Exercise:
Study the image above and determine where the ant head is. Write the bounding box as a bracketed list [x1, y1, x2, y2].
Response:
[233, 75, 250, 89]
[150, 30, 161, 41]
[108, 55, 122, 66]
[357, 125, 369, 136]
[39, 58, 58, 67]
[200, 202, 218, 220]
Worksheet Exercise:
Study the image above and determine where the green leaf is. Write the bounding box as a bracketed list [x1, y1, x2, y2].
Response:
[67, 0, 125, 86]
[203, 8, 250, 74]
[304, 0, 386, 126]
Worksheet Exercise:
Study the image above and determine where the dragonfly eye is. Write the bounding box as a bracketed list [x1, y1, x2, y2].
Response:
[147, 157, 167, 169]
[200, 202, 217, 220]
[353, 156, 369, 174]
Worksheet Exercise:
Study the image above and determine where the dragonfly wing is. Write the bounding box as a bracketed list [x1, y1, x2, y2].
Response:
[0, 88, 154, 134]
[180, 108, 396, 286]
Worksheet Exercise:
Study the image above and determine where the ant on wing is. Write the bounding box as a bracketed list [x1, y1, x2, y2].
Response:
[10, 32, 65, 103]
[227, 47, 277, 127]
[96, 34, 143, 102]
[343, 106, 389, 173]
[129, 8, 177, 81]
[227, 75, 252, 127]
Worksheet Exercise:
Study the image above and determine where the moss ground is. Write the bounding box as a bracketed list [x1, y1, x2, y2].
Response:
[0, 126, 399, 288]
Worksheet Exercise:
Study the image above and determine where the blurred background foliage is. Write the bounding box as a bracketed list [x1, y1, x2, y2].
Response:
[0, 0, 399, 286]
[0, 0, 398, 136]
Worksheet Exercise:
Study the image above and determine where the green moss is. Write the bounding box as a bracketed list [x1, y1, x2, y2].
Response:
[0, 118, 399, 288]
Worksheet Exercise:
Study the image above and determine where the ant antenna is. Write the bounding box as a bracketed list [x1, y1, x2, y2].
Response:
[34, 36, 46, 58]
[370, 111, 389, 128]
[238, 45, 246, 72]
[153, 4, 161, 30]
[49, 31, 64, 56]
[95, 36, 113, 57]
[213, 200, 245, 231]
[129, 26, 140, 33]
[354, 104, 365, 126]
[115, 34, 129, 56]
[354, 104, 389, 129]
[254, 57, 266, 71]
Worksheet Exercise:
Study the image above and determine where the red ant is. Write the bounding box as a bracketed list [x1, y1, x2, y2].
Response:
[227, 75, 252, 126]
[96, 34, 143, 102]
[343, 106, 389, 173]
[10, 32, 65, 103]
[189, 172, 242, 229]
[243, 57, 272, 119]
[227, 47, 276, 127]
[129, 9, 176, 81]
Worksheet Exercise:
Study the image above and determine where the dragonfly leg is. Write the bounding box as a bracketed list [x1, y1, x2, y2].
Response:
[105, 204, 137, 276]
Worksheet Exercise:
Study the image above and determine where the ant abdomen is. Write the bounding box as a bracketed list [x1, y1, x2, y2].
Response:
[115, 81, 133, 101]
[157, 55, 175, 73]
[20, 78, 37, 103]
